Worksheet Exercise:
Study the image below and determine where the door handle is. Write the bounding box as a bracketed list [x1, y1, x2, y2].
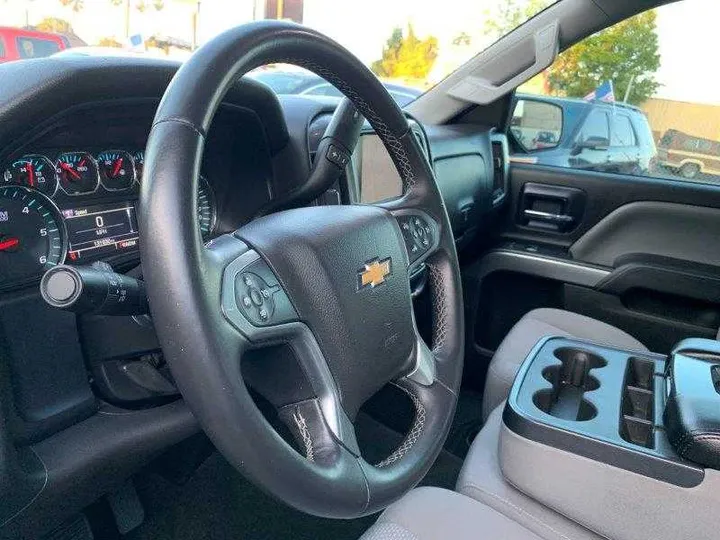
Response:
[523, 209, 575, 225]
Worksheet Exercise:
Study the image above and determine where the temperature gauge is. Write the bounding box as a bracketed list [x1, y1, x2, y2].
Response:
[3, 155, 58, 196]
[98, 150, 135, 191]
[57, 152, 99, 195]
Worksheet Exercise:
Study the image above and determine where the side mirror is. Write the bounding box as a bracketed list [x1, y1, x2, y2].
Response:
[572, 136, 610, 154]
[511, 98, 563, 152]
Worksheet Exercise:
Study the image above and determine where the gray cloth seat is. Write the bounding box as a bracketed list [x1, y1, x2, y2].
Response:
[482, 308, 647, 420]
[359, 486, 543, 540]
[456, 405, 604, 540]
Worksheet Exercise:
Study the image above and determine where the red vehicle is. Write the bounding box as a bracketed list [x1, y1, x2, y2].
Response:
[0, 27, 70, 63]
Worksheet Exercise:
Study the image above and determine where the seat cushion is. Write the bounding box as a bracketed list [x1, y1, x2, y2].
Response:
[482, 308, 647, 420]
[360, 487, 542, 540]
[457, 405, 605, 540]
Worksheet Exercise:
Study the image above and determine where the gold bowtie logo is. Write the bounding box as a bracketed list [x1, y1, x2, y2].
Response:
[358, 258, 392, 290]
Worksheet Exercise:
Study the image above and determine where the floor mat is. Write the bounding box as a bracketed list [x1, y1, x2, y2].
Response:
[125, 414, 462, 540]
[444, 388, 484, 459]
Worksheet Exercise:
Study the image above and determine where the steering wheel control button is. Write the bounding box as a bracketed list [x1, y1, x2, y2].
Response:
[249, 287, 264, 306]
[326, 144, 350, 168]
[396, 213, 437, 264]
[222, 251, 299, 332]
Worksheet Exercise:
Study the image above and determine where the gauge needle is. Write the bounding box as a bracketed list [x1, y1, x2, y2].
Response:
[59, 162, 81, 181]
[112, 159, 123, 178]
[0, 237, 19, 251]
[27, 163, 35, 187]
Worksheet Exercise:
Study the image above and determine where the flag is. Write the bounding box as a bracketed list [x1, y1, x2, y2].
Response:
[584, 81, 615, 103]
[127, 34, 144, 52]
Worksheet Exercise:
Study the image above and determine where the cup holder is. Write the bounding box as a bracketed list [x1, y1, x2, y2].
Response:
[532, 347, 606, 421]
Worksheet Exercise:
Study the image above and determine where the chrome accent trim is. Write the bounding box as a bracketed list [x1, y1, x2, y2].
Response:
[475, 249, 610, 288]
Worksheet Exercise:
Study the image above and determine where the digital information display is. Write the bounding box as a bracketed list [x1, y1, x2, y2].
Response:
[62, 202, 139, 261]
[359, 134, 403, 203]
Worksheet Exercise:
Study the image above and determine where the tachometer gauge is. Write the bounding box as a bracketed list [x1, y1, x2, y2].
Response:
[56, 152, 99, 195]
[0, 185, 66, 286]
[3, 155, 58, 196]
[198, 176, 216, 240]
[98, 150, 136, 191]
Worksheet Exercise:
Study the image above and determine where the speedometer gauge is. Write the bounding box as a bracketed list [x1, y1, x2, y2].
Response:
[0, 186, 66, 286]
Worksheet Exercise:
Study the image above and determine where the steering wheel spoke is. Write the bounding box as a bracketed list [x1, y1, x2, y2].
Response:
[278, 396, 360, 465]
[218, 242, 299, 338]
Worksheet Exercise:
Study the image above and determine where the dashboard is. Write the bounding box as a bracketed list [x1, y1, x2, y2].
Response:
[0, 57, 507, 539]
[0, 98, 275, 291]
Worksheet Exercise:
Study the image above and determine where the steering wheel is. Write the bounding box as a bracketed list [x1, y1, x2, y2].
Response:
[139, 20, 464, 519]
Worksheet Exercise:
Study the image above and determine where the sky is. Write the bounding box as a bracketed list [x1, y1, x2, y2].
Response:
[1, 0, 719, 105]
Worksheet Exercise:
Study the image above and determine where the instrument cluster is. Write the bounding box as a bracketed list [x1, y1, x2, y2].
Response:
[3, 150, 146, 197]
[0, 150, 216, 291]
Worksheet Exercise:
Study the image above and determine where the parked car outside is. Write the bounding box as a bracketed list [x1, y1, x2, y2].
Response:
[510, 93, 657, 176]
[248, 68, 423, 107]
[0, 27, 70, 63]
[656, 128, 720, 179]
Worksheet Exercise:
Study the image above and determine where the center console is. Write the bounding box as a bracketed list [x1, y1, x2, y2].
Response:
[499, 336, 720, 540]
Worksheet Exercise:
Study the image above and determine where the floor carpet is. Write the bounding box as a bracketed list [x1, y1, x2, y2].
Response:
[125, 413, 463, 540]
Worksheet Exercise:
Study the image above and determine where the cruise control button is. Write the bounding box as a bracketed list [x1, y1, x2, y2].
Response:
[242, 296, 252, 308]
[249, 288, 264, 306]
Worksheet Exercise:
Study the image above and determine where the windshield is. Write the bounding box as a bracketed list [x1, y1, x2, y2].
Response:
[0, 0, 557, 105]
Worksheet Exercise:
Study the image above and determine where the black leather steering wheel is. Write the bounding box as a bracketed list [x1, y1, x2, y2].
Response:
[139, 20, 464, 519]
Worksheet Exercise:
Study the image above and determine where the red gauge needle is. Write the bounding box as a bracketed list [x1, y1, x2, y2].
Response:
[59, 162, 81, 181]
[111, 159, 123, 178]
[0, 237, 19, 251]
[27, 163, 35, 187]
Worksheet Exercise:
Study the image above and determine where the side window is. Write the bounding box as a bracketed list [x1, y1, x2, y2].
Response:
[306, 84, 342, 98]
[15, 38, 60, 59]
[611, 115, 637, 147]
[509, 0, 720, 182]
[0, 38, 5, 59]
[579, 110, 609, 144]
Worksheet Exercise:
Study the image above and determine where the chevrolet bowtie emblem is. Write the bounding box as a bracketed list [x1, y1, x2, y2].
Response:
[358, 258, 392, 290]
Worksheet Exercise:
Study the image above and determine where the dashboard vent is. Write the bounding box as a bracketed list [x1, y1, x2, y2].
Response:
[490, 138, 508, 206]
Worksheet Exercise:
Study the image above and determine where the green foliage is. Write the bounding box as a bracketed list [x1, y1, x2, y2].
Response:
[452, 32, 472, 47]
[546, 11, 660, 104]
[483, 0, 554, 40]
[371, 25, 438, 79]
[35, 17, 74, 34]
[59, 0, 84, 12]
[97, 36, 123, 48]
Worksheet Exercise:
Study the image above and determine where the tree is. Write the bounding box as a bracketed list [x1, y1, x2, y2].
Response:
[546, 11, 660, 104]
[35, 17, 74, 34]
[59, 0, 84, 12]
[97, 37, 123, 47]
[371, 25, 438, 80]
[452, 32, 472, 47]
[483, 0, 554, 40]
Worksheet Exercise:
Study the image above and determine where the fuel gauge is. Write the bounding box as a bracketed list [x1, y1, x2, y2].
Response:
[3, 155, 58, 196]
